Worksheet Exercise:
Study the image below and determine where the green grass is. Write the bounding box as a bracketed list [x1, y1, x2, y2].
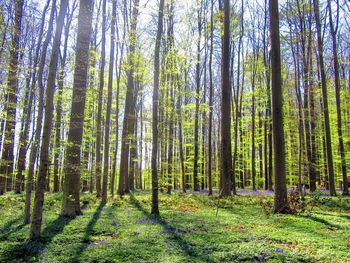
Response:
[0, 191, 349, 262]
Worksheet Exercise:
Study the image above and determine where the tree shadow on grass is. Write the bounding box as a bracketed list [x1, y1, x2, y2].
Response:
[299, 214, 342, 230]
[0, 216, 26, 241]
[70, 202, 105, 262]
[1, 214, 74, 262]
[314, 211, 350, 221]
[313, 197, 350, 212]
[128, 193, 199, 260]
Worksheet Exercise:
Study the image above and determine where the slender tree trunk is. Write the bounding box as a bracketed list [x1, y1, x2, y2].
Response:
[167, 86, 174, 194]
[118, 0, 140, 195]
[95, 0, 106, 198]
[30, 0, 68, 240]
[15, 41, 33, 194]
[129, 107, 138, 191]
[263, 0, 273, 191]
[138, 96, 143, 190]
[176, 76, 186, 193]
[0, 0, 24, 195]
[193, 6, 202, 192]
[207, 0, 214, 196]
[62, 0, 94, 216]
[251, 54, 257, 191]
[327, 0, 348, 195]
[53, 4, 75, 193]
[233, 1, 243, 191]
[111, 17, 126, 196]
[313, 0, 336, 196]
[102, 0, 116, 204]
[309, 52, 318, 188]
[151, 0, 164, 215]
[24, 0, 55, 224]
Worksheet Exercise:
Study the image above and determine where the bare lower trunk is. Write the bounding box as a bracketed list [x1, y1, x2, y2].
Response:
[151, 0, 164, 215]
[62, 0, 94, 217]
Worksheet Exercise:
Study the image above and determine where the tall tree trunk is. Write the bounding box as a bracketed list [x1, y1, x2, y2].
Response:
[327, 0, 348, 195]
[95, 0, 107, 198]
[53, 2, 75, 193]
[233, 0, 243, 191]
[30, 0, 68, 240]
[62, 0, 94, 216]
[251, 53, 257, 191]
[118, 0, 140, 195]
[270, 0, 290, 213]
[15, 40, 34, 194]
[176, 76, 186, 193]
[88, 0, 101, 194]
[207, 0, 214, 196]
[111, 16, 126, 196]
[263, 0, 273, 191]
[220, 0, 233, 197]
[24, 0, 56, 224]
[102, 0, 116, 204]
[313, 0, 336, 196]
[167, 86, 174, 194]
[258, 105, 263, 188]
[151, 0, 164, 216]
[0, 0, 24, 195]
[193, 5, 202, 192]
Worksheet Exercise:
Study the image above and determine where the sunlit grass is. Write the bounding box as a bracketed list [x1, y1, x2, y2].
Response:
[0, 191, 349, 262]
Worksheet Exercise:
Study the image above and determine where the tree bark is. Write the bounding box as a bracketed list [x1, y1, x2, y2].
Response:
[193, 5, 202, 192]
[30, 0, 68, 240]
[270, 0, 290, 213]
[95, 0, 107, 198]
[62, 0, 94, 216]
[0, 0, 24, 195]
[207, 0, 214, 196]
[327, 0, 348, 195]
[118, 0, 140, 195]
[24, 1, 53, 224]
[102, 0, 116, 204]
[53, 2, 75, 193]
[151, 0, 164, 216]
[220, 0, 233, 197]
[313, 0, 336, 196]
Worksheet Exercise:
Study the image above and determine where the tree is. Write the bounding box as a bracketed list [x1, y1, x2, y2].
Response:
[95, 0, 106, 198]
[193, 2, 203, 192]
[0, 0, 24, 195]
[151, 0, 165, 216]
[220, 0, 233, 197]
[53, 0, 76, 193]
[327, 0, 348, 195]
[207, 0, 214, 196]
[62, 0, 94, 217]
[118, 0, 140, 195]
[270, 0, 290, 213]
[313, 0, 336, 196]
[24, 0, 56, 224]
[30, 0, 68, 240]
[102, 0, 117, 204]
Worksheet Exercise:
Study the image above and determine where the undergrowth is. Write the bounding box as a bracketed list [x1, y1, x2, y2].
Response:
[0, 191, 349, 262]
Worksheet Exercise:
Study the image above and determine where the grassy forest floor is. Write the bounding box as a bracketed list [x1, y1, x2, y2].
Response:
[0, 191, 350, 262]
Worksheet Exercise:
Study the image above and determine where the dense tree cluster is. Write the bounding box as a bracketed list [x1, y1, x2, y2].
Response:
[0, 0, 349, 238]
